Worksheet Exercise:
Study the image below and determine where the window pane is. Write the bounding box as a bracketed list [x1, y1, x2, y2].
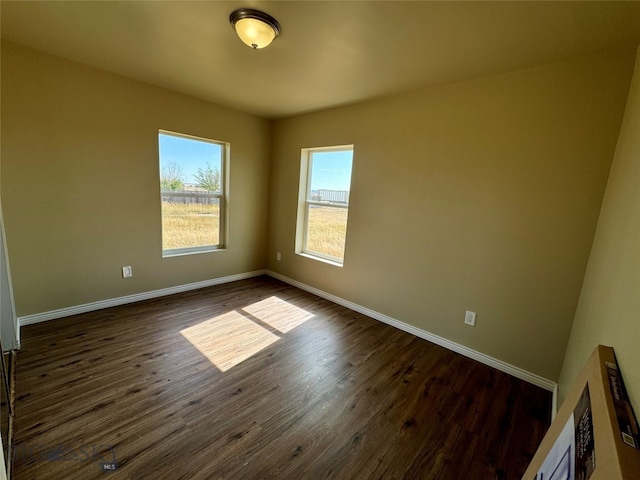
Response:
[161, 195, 220, 250]
[306, 205, 349, 261]
[158, 132, 225, 254]
[308, 150, 353, 203]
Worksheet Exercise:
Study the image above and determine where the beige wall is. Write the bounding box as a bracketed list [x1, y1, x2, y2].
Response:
[558, 48, 640, 410]
[268, 52, 636, 381]
[2, 38, 637, 386]
[1, 41, 271, 316]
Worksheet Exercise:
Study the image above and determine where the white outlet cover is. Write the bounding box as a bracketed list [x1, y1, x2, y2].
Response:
[122, 266, 133, 278]
[464, 310, 476, 326]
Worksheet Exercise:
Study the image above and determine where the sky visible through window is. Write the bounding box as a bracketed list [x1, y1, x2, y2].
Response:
[310, 150, 353, 191]
[159, 133, 221, 184]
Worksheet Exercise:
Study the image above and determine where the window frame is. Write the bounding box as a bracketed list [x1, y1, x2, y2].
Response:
[158, 129, 229, 258]
[296, 145, 354, 266]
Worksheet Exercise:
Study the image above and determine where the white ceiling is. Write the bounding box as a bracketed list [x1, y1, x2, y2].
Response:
[2, 1, 640, 119]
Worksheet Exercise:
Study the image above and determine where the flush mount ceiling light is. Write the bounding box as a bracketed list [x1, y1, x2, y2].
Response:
[229, 8, 280, 50]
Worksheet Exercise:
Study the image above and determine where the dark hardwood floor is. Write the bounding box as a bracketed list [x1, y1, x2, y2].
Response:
[12, 276, 550, 479]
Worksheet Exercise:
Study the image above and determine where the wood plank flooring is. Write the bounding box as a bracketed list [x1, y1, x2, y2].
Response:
[12, 276, 550, 479]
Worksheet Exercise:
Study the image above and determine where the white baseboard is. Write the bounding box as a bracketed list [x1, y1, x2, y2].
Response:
[267, 270, 557, 393]
[17, 267, 557, 395]
[18, 269, 267, 329]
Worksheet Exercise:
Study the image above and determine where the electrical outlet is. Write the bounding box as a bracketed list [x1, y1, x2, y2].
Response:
[122, 266, 133, 278]
[464, 310, 476, 326]
[276, 252, 281, 261]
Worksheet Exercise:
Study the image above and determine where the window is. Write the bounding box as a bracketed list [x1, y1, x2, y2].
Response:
[296, 145, 354, 265]
[158, 130, 227, 257]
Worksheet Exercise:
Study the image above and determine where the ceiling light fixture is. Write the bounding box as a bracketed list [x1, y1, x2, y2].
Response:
[229, 8, 280, 50]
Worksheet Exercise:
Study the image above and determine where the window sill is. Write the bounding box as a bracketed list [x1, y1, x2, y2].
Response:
[296, 252, 344, 268]
[162, 246, 225, 258]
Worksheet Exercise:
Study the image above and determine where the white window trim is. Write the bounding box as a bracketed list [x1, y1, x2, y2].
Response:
[159, 130, 229, 258]
[296, 144, 353, 266]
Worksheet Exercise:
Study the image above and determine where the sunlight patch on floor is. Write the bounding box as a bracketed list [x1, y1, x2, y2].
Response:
[180, 310, 279, 372]
[242, 296, 314, 334]
[180, 297, 313, 372]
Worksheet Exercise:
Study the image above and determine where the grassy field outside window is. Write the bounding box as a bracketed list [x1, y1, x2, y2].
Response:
[306, 206, 349, 260]
[161, 201, 220, 251]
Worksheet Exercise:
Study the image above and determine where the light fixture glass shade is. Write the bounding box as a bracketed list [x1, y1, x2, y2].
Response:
[230, 8, 280, 50]
[234, 17, 277, 49]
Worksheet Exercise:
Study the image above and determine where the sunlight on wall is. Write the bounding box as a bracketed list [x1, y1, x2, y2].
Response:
[180, 297, 313, 372]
